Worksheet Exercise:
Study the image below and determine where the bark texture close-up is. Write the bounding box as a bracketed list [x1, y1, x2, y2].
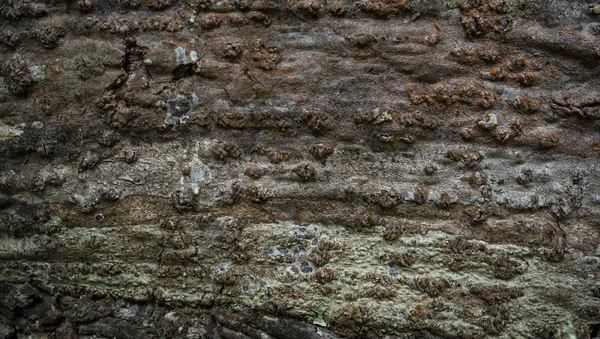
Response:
[1, 0, 600, 338]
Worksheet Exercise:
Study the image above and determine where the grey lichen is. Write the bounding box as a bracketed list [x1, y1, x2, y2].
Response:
[161, 92, 198, 129]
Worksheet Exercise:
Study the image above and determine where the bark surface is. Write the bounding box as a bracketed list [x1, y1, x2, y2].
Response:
[1, 0, 600, 338]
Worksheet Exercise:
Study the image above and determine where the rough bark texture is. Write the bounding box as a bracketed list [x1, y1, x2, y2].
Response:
[1, 0, 600, 338]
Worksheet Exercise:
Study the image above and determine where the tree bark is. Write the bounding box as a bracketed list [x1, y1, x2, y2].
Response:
[1, 0, 600, 338]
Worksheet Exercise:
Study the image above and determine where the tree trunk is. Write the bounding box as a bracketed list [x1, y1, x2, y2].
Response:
[1, 1, 600, 338]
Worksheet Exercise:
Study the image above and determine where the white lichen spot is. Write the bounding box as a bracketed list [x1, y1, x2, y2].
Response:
[175, 46, 187, 64]
[214, 99, 230, 108]
[478, 113, 498, 130]
[124, 73, 137, 88]
[189, 51, 198, 63]
[117, 306, 137, 320]
[164, 311, 179, 323]
[186, 143, 211, 195]
[31, 121, 44, 129]
[29, 65, 47, 82]
[189, 156, 211, 195]
[0, 122, 24, 141]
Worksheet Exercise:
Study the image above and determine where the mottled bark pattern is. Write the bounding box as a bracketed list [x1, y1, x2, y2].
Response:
[1, 0, 600, 338]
